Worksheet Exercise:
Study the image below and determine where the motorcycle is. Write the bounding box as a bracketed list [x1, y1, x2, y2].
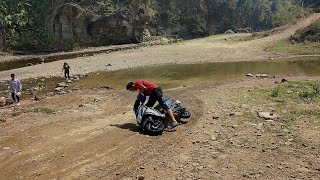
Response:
[134, 98, 191, 135]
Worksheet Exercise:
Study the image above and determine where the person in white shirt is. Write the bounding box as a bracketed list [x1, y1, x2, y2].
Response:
[9, 73, 22, 105]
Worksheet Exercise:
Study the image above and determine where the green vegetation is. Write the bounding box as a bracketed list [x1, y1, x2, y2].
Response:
[265, 41, 320, 54]
[232, 80, 320, 129]
[11, 111, 21, 117]
[230, 26, 289, 42]
[299, 82, 320, 101]
[0, 0, 54, 52]
[254, 26, 288, 37]
[35, 107, 55, 114]
[270, 87, 280, 97]
[297, 0, 320, 12]
[224, 80, 320, 154]
[271, 0, 307, 27]
[229, 35, 256, 42]
[206, 0, 308, 32]
[10, 107, 55, 117]
[291, 19, 320, 43]
[265, 81, 320, 101]
[266, 18, 320, 54]
[240, 81, 320, 117]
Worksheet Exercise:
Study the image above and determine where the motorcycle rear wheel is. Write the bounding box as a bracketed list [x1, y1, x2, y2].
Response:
[181, 109, 191, 119]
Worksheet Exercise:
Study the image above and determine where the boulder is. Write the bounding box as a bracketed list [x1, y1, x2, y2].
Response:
[224, 29, 235, 34]
[256, 74, 269, 78]
[56, 91, 67, 95]
[94, 98, 102, 102]
[66, 79, 73, 83]
[160, 37, 170, 44]
[55, 87, 65, 92]
[56, 82, 68, 88]
[258, 112, 278, 120]
[142, 29, 151, 42]
[235, 27, 252, 33]
[34, 96, 41, 101]
[281, 79, 288, 83]
[5, 98, 13, 105]
[246, 73, 254, 77]
[0, 97, 5, 107]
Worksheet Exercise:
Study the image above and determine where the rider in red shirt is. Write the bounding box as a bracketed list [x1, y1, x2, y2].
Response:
[126, 80, 178, 130]
[133, 80, 158, 96]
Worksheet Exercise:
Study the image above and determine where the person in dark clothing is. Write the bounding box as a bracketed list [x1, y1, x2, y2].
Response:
[126, 80, 178, 130]
[62, 62, 71, 80]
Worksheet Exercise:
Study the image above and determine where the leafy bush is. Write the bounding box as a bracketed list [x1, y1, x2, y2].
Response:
[271, 2, 307, 27]
[290, 19, 320, 43]
[7, 31, 75, 53]
[299, 82, 320, 101]
[311, 83, 320, 95]
[271, 88, 280, 97]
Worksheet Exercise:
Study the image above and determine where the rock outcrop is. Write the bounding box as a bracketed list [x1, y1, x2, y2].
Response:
[45, 0, 210, 45]
[46, 0, 150, 45]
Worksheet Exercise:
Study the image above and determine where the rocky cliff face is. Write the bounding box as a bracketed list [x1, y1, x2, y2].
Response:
[150, 0, 208, 38]
[46, 0, 150, 45]
[44, 0, 222, 45]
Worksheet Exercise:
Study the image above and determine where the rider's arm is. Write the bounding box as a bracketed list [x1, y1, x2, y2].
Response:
[133, 94, 147, 114]
[133, 98, 140, 115]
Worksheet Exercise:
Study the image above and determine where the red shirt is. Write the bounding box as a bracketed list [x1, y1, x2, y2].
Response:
[134, 80, 158, 96]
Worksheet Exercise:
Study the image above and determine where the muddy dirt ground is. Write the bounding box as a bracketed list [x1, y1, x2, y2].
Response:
[1, 77, 320, 180]
[0, 14, 320, 180]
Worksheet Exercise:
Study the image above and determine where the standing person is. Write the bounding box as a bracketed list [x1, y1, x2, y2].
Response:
[9, 73, 22, 105]
[62, 62, 71, 80]
[126, 80, 179, 131]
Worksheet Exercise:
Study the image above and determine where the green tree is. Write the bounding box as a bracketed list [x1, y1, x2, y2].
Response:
[272, 0, 305, 27]
[0, 0, 49, 47]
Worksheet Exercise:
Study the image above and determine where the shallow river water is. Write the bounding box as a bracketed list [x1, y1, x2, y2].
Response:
[74, 56, 320, 89]
[0, 57, 320, 98]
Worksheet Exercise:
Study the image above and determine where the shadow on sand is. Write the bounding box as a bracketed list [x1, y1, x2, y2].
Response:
[110, 123, 140, 132]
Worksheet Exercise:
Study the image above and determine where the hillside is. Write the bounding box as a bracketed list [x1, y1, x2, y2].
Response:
[290, 18, 320, 43]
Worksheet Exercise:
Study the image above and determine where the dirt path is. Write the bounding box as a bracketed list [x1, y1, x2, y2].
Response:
[1, 76, 319, 179]
[0, 14, 320, 180]
[0, 13, 319, 81]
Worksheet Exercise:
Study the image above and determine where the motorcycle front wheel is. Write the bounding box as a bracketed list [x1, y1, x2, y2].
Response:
[143, 116, 165, 135]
